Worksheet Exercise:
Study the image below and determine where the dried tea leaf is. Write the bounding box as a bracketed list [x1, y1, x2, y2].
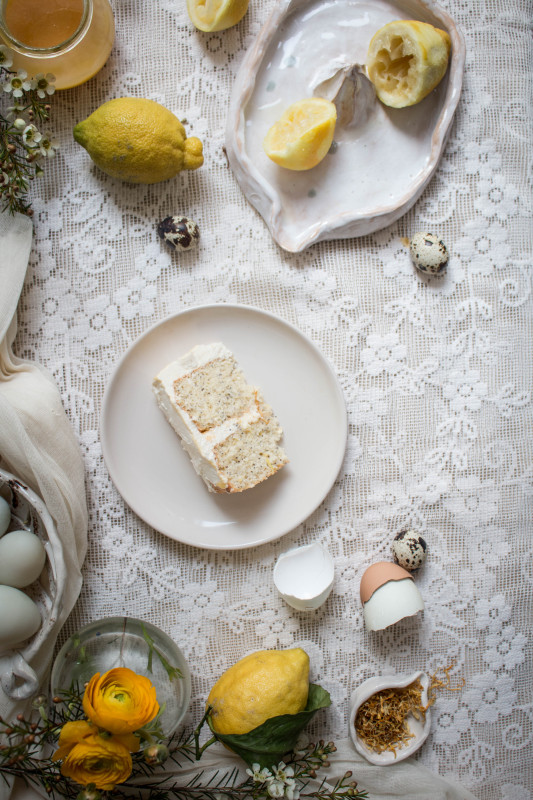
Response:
[355, 665, 464, 756]
[354, 679, 428, 755]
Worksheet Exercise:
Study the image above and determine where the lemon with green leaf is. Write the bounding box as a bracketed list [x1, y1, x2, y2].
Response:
[73, 98, 203, 184]
[207, 648, 310, 736]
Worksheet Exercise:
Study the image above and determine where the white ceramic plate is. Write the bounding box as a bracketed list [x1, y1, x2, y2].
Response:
[101, 305, 347, 550]
[226, 0, 465, 252]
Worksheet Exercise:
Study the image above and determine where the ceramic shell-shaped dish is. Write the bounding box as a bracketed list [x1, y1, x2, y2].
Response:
[226, 0, 465, 252]
[0, 467, 60, 699]
[349, 671, 431, 765]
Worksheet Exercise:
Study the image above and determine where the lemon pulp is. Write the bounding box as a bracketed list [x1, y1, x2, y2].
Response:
[187, 0, 249, 32]
[263, 98, 337, 171]
[366, 20, 451, 108]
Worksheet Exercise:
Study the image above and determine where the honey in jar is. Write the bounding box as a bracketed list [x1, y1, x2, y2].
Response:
[0, 0, 115, 89]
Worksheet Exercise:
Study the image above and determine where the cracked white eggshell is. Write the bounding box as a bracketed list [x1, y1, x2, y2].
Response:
[363, 578, 424, 631]
[274, 543, 334, 611]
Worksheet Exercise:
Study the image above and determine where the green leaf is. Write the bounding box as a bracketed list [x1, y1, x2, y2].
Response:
[207, 683, 331, 770]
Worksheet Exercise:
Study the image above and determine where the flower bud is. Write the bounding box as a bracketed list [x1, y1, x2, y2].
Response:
[31, 695, 47, 710]
[76, 786, 101, 800]
[144, 743, 169, 765]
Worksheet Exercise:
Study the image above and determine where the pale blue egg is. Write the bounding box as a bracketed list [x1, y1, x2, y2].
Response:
[0, 530, 46, 587]
[0, 496, 10, 537]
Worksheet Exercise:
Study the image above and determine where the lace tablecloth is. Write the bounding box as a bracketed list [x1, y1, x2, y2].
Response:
[11, 0, 532, 797]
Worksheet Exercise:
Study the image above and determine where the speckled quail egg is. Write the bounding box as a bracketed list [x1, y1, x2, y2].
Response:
[157, 216, 200, 251]
[392, 529, 427, 571]
[409, 232, 448, 274]
[0, 496, 10, 537]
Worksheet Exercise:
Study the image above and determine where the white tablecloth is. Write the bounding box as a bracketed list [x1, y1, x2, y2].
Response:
[10, 0, 533, 797]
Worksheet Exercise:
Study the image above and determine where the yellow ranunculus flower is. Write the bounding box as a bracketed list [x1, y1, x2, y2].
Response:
[83, 667, 159, 735]
[57, 732, 133, 790]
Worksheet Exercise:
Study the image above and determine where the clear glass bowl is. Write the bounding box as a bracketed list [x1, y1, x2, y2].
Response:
[51, 616, 191, 735]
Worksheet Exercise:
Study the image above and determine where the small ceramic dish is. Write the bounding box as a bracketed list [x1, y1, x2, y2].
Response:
[226, 0, 465, 252]
[349, 671, 431, 765]
[0, 467, 59, 700]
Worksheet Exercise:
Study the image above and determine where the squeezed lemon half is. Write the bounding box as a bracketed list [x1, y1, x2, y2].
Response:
[263, 98, 337, 171]
[366, 20, 451, 108]
[187, 0, 249, 32]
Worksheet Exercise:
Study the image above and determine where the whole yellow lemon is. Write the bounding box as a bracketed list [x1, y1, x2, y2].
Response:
[207, 648, 310, 736]
[73, 98, 204, 184]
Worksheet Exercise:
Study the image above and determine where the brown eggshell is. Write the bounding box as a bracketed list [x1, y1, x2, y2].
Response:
[360, 561, 414, 605]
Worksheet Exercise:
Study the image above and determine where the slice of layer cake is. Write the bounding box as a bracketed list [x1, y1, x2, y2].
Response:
[152, 342, 288, 493]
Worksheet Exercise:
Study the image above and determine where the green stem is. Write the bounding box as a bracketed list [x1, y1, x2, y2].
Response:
[193, 709, 217, 761]
[141, 624, 183, 682]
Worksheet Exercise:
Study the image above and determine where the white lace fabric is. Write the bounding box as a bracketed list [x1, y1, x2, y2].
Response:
[10, 0, 532, 797]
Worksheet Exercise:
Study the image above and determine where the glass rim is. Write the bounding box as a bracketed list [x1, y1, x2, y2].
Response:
[0, 0, 92, 55]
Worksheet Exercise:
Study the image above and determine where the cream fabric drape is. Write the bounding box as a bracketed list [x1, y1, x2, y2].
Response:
[0, 211, 88, 800]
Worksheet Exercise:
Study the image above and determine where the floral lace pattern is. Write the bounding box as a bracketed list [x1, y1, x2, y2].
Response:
[11, 0, 532, 797]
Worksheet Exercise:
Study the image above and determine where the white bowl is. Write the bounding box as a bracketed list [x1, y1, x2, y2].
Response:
[349, 671, 431, 765]
[51, 617, 192, 736]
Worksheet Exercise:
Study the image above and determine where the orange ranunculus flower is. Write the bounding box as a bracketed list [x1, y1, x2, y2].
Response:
[57, 731, 133, 790]
[83, 667, 159, 735]
[52, 720, 140, 763]
[52, 721, 95, 762]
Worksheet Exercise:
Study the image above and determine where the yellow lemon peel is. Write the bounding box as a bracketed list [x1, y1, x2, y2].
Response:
[187, 0, 249, 32]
